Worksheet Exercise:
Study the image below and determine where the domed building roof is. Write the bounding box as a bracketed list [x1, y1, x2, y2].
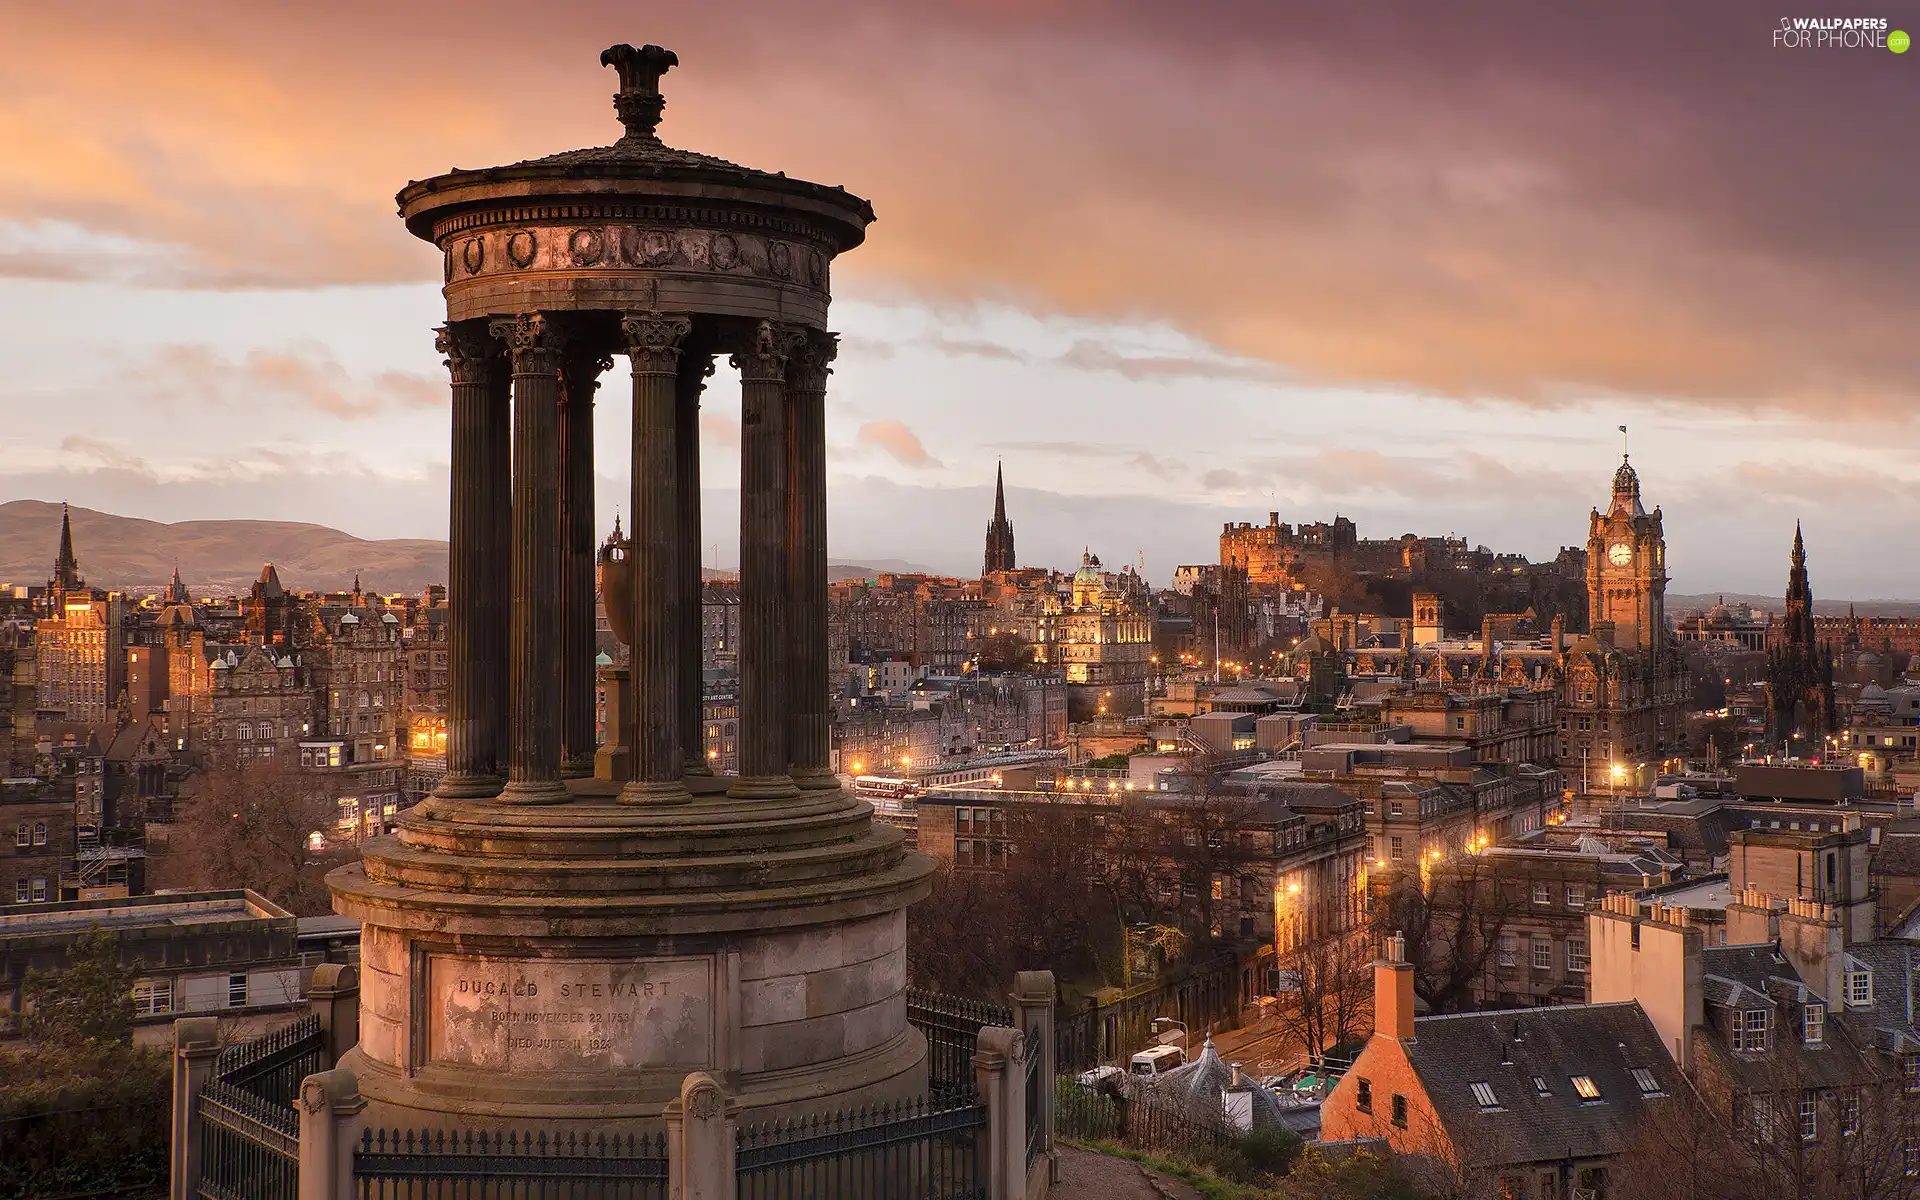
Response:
[1858, 682, 1891, 713]
[1072, 549, 1104, 585]
[1607, 455, 1647, 518]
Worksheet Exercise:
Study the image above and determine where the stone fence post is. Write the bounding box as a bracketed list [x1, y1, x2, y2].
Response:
[297, 1068, 365, 1200]
[1014, 970, 1057, 1194]
[667, 1071, 737, 1200]
[169, 1016, 221, 1200]
[973, 1026, 1027, 1200]
[308, 963, 360, 1068]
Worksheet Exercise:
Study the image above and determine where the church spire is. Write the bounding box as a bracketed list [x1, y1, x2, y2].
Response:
[983, 461, 1016, 575]
[164, 562, 189, 606]
[51, 501, 82, 592]
[1792, 520, 1806, 568]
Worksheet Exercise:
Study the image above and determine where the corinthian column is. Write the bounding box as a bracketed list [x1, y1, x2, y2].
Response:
[491, 312, 571, 806]
[434, 322, 507, 799]
[559, 349, 610, 778]
[621, 312, 695, 805]
[729, 320, 807, 800]
[785, 331, 838, 790]
[677, 349, 717, 776]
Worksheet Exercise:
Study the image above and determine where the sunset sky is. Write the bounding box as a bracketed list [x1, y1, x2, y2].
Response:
[2, 1, 1916, 595]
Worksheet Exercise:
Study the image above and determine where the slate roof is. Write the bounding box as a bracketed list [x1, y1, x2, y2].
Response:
[1401, 1002, 1680, 1167]
[1697, 944, 1881, 1090]
[1829, 940, 1920, 1056]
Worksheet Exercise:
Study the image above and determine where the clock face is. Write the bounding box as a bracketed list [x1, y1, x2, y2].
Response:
[1608, 542, 1632, 566]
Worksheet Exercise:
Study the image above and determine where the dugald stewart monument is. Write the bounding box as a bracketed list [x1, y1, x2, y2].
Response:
[327, 42, 935, 1130]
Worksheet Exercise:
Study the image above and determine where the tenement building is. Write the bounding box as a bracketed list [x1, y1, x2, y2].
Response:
[32, 506, 126, 727]
[326, 44, 933, 1132]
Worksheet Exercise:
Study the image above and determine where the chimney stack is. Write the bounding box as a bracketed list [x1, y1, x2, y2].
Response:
[1376, 932, 1416, 1042]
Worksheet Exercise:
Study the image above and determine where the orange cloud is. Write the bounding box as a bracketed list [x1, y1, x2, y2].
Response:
[127, 344, 438, 419]
[2, 1, 1915, 417]
[855, 420, 941, 468]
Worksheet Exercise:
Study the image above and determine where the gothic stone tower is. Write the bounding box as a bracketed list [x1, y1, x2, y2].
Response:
[1585, 455, 1668, 657]
[983, 461, 1015, 575]
[1767, 522, 1834, 748]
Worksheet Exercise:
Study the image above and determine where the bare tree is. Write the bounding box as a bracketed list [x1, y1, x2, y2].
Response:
[1372, 856, 1519, 1014]
[1279, 927, 1374, 1064]
[1611, 1056, 1920, 1200]
[1153, 789, 1270, 945]
[155, 759, 355, 915]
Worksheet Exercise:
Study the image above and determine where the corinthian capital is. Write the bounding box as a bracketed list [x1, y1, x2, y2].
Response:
[620, 312, 694, 375]
[789, 330, 839, 392]
[729, 320, 808, 383]
[562, 351, 616, 404]
[489, 312, 568, 375]
[435, 322, 496, 387]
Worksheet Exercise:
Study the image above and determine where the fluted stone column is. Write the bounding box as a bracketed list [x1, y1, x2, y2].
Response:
[559, 350, 609, 778]
[785, 331, 838, 790]
[729, 320, 807, 799]
[491, 312, 571, 805]
[677, 349, 716, 776]
[621, 312, 695, 805]
[434, 323, 506, 799]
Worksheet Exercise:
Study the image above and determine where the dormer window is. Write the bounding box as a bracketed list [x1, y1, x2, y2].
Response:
[1732, 1008, 1771, 1052]
[1570, 1076, 1603, 1102]
[1804, 1003, 1826, 1045]
[1846, 966, 1873, 1008]
[1631, 1068, 1665, 1097]
[1470, 1082, 1502, 1110]
[1533, 1076, 1552, 1097]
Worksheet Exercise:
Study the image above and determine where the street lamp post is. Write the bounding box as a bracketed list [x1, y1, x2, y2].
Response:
[1151, 1016, 1189, 1060]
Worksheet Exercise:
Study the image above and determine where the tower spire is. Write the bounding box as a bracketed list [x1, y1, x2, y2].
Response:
[51, 501, 82, 591]
[982, 461, 1016, 576]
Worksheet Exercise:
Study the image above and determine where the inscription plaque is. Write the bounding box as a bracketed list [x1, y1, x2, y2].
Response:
[427, 955, 714, 1071]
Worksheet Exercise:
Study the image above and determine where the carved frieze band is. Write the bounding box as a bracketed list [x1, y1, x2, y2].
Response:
[620, 313, 695, 375]
[730, 320, 808, 383]
[489, 312, 568, 376]
[436, 323, 497, 387]
[445, 226, 830, 292]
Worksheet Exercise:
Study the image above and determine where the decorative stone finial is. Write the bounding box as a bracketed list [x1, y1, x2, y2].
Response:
[600, 44, 678, 141]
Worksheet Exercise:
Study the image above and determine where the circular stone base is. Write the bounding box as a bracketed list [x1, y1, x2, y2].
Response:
[328, 782, 934, 1131]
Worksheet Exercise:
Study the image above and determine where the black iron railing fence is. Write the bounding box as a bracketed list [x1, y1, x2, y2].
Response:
[906, 988, 1012, 1094]
[216, 1013, 327, 1109]
[1055, 1080, 1234, 1155]
[354, 1128, 669, 1200]
[736, 1091, 988, 1200]
[195, 1014, 326, 1200]
[197, 1079, 298, 1200]
[1023, 1036, 1045, 1165]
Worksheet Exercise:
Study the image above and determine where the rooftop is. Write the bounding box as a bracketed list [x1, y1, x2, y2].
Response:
[0, 889, 290, 939]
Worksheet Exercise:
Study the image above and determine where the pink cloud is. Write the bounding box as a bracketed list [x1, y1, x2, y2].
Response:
[855, 420, 941, 468]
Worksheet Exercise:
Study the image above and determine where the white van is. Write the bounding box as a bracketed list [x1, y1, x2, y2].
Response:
[1129, 1045, 1185, 1077]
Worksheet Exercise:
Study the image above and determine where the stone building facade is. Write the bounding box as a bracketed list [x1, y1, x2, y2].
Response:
[33, 507, 127, 728]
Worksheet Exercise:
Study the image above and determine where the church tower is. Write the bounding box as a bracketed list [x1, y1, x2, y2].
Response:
[1585, 455, 1667, 655]
[49, 502, 83, 595]
[1767, 522, 1834, 746]
[983, 461, 1015, 575]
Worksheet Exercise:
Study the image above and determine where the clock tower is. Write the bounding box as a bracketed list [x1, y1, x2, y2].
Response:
[1585, 454, 1667, 655]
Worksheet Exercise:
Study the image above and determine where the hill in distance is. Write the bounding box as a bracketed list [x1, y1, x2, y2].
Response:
[0, 500, 448, 596]
[0, 500, 929, 597]
[1669, 592, 1920, 620]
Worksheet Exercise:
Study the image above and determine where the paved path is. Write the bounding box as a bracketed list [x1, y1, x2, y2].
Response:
[1052, 1145, 1206, 1200]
